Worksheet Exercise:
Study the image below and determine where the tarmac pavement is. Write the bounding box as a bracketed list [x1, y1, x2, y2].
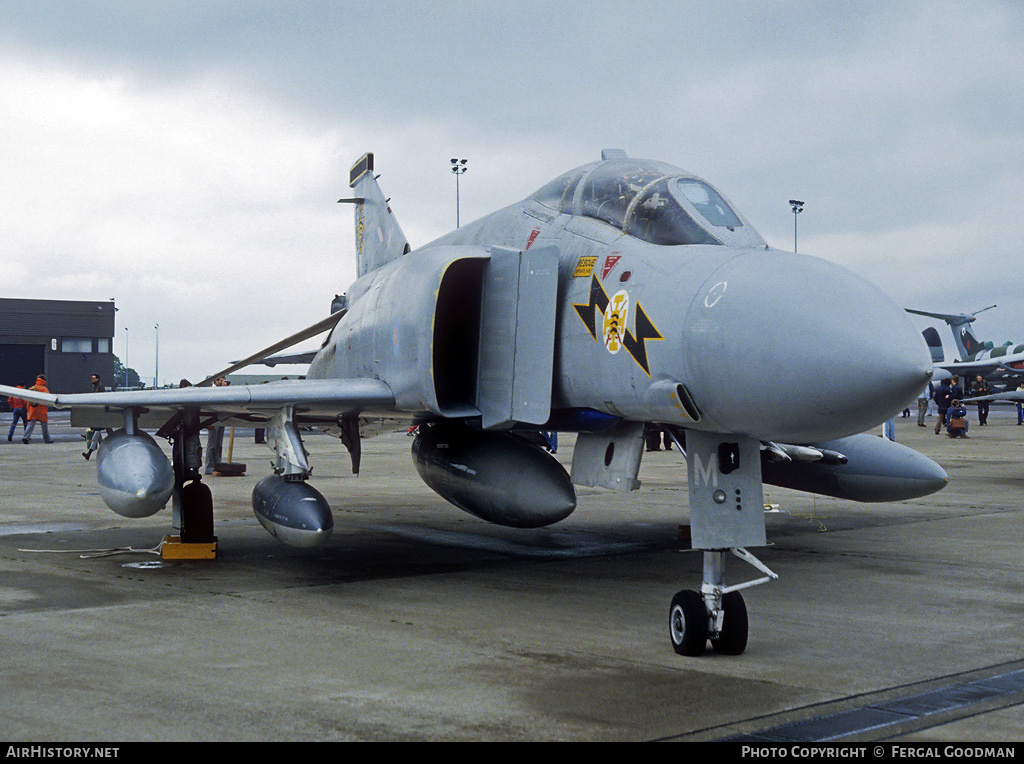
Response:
[0, 408, 1021, 742]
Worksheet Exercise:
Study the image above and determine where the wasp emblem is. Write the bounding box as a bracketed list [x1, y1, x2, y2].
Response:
[573, 275, 663, 376]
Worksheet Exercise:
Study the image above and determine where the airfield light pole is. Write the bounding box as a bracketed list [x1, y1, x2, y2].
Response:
[124, 327, 129, 389]
[451, 158, 467, 228]
[789, 199, 804, 253]
[109, 298, 118, 386]
[154, 323, 159, 389]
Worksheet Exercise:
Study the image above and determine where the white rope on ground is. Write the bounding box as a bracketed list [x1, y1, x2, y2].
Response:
[17, 540, 164, 559]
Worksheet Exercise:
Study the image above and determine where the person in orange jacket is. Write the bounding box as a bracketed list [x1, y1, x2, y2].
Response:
[23, 375, 52, 444]
[7, 384, 28, 441]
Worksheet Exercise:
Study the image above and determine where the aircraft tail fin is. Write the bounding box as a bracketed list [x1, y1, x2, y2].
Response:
[922, 327, 944, 363]
[959, 324, 988, 357]
[340, 153, 411, 277]
[905, 306, 995, 360]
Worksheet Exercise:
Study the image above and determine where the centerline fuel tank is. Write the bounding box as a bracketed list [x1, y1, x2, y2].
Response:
[412, 423, 576, 528]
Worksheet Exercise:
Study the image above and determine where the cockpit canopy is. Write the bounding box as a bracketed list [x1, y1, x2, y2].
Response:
[530, 156, 764, 248]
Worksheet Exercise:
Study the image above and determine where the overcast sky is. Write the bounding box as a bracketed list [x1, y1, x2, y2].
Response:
[2, 0, 1022, 385]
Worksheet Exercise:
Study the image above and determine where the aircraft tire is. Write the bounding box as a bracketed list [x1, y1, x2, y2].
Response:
[669, 589, 707, 656]
[180, 480, 215, 543]
[710, 590, 748, 655]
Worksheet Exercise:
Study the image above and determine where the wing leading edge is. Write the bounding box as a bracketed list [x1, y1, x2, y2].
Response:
[0, 378, 395, 429]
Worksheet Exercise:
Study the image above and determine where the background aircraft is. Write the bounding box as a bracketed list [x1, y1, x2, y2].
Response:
[908, 306, 1024, 389]
[1, 150, 947, 657]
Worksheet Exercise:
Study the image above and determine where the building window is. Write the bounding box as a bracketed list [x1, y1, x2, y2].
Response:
[61, 337, 93, 353]
[97, 338, 110, 353]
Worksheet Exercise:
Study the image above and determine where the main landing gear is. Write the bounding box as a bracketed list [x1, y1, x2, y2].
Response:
[669, 548, 776, 656]
[161, 408, 218, 559]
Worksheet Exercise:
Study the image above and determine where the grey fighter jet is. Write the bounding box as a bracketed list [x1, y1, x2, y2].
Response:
[1, 150, 947, 656]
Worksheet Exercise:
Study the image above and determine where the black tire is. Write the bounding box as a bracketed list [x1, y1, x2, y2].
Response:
[710, 590, 748, 655]
[180, 480, 215, 543]
[669, 590, 708, 656]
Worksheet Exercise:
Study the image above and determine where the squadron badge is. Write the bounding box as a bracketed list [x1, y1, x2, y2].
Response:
[572, 274, 663, 376]
[603, 291, 629, 354]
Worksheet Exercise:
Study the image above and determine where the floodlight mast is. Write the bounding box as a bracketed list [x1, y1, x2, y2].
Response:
[451, 158, 468, 228]
[789, 199, 804, 253]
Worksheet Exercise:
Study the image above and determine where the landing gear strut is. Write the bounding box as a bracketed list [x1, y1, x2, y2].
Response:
[669, 431, 775, 656]
[162, 408, 217, 559]
[669, 548, 776, 656]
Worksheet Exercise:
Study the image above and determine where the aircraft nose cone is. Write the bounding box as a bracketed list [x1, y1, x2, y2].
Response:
[682, 251, 932, 442]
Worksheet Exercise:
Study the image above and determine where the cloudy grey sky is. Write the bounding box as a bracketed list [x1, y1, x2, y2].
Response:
[2, 0, 1022, 384]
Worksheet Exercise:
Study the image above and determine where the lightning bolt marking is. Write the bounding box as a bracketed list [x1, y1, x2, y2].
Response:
[572, 275, 609, 340]
[572, 275, 663, 376]
[622, 303, 664, 377]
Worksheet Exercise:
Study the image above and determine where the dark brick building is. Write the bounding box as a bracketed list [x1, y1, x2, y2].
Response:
[0, 298, 117, 400]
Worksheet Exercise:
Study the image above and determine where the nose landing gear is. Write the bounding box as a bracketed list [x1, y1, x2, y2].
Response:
[669, 548, 776, 656]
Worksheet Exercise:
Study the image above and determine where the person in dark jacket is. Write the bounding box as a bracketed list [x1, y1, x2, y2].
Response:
[946, 400, 969, 438]
[7, 385, 28, 441]
[950, 375, 964, 402]
[83, 374, 106, 459]
[933, 378, 953, 435]
[972, 375, 992, 426]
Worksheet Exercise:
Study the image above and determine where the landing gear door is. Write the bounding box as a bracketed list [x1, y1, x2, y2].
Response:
[685, 430, 766, 549]
[477, 245, 558, 430]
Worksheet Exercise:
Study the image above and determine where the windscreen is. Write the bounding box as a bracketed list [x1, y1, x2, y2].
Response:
[676, 179, 744, 228]
[624, 179, 720, 246]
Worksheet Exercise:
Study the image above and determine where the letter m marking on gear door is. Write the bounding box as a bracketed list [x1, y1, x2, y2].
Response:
[691, 452, 719, 489]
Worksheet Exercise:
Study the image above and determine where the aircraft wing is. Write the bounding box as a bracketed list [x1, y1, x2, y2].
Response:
[938, 359, 1018, 376]
[964, 390, 1024, 403]
[252, 351, 319, 367]
[0, 378, 395, 429]
[195, 309, 345, 386]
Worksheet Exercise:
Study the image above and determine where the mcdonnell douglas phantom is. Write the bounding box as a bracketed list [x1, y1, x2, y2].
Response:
[1, 150, 948, 656]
